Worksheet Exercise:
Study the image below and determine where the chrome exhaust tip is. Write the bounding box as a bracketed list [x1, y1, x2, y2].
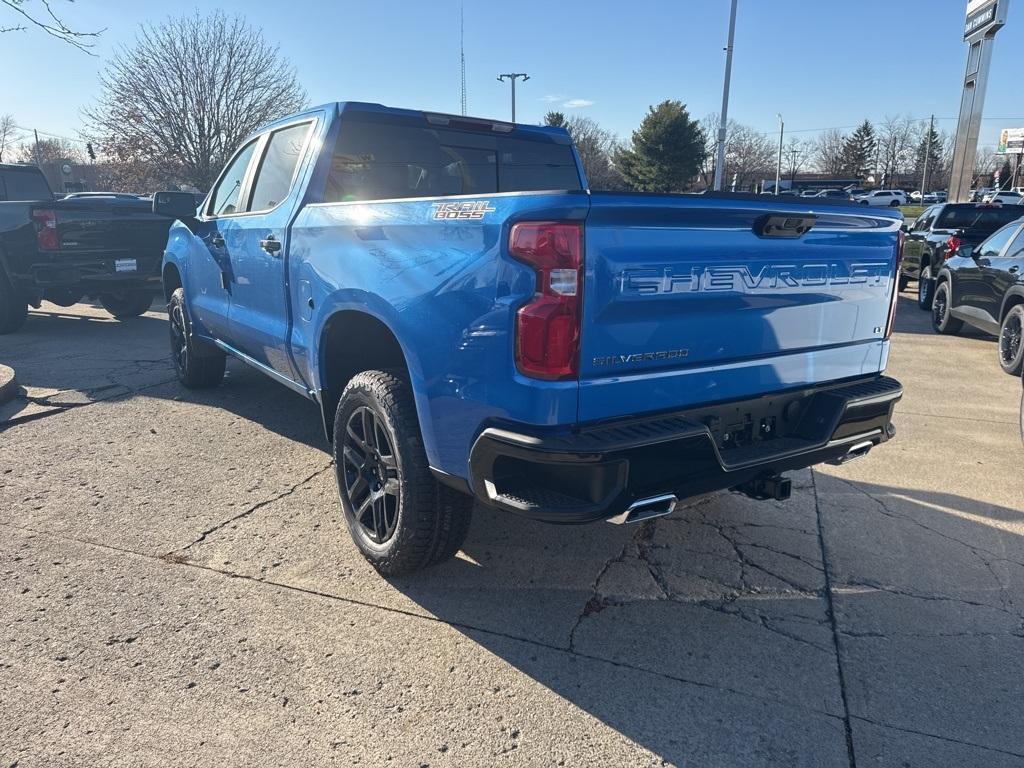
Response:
[827, 439, 874, 466]
[607, 493, 678, 525]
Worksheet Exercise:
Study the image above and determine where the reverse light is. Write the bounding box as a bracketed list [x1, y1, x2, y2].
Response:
[32, 208, 58, 251]
[509, 221, 583, 380]
[885, 230, 904, 340]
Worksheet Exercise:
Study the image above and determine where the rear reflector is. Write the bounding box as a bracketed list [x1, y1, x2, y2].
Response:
[509, 222, 583, 380]
[32, 208, 58, 251]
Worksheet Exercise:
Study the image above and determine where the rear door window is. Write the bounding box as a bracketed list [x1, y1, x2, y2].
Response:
[247, 122, 313, 213]
[975, 224, 1017, 259]
[324, 113, 581, 203]
[1, 169, 52, 200]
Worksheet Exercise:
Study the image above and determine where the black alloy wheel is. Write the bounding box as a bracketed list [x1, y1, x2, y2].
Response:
[341, 405, 402, 544]
[999, 305, 1024, 376]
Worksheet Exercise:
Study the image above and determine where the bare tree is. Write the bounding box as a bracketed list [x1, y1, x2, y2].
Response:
[0, 114, 20, 162]
[1, 0, 103, 52]
[783, 137, 808, 181]
[810, 128, 848, 176]
[564, 116, 624, 191]
[697, 113, 773, 191]
[14, 136, 81, 165]
[85, 11, 307, 192]
[875, 116, 916, 186]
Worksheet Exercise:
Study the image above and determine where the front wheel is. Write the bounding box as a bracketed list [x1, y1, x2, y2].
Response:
[931, 281, 963, 335]
[890, 200, 901, 207]
[167, 287, 225, 389]
[999, 304, 1024, 376]
[917, 265, 934, 310]
[99, 289, 154, 318]
[897, 273, 909, 292]
[333, 370, 472, 575]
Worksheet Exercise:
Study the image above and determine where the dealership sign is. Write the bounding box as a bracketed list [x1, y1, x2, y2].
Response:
[997, 128, 1024, 154]
[964, 0, 1005, 39]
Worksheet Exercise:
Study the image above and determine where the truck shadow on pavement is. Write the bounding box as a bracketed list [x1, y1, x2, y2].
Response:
[384, 473, 1024, 766]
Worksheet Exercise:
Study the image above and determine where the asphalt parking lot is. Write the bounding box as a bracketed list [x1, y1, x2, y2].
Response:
[1, 293, 1022, 768]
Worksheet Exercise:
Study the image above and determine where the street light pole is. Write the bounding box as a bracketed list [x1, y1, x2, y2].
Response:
[774, 113, 784, 196]
[497, 73, 529, 122]
[713, 0, 738, 191]
[921, 114, 934, 197]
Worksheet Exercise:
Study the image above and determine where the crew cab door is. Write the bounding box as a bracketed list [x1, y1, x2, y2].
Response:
[955, 223, 1018, 328]
[982, 224, 1024, 322]
[225, 119, 317, 383]
[903, 206, 935, 275]
[189, 138, 261, 340]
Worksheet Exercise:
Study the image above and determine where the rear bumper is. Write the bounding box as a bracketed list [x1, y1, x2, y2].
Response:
[468, 375, 902, 523]
[10, 253, 162, 291]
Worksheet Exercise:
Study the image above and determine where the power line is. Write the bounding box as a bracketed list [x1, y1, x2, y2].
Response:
[12, 124, 87, 145]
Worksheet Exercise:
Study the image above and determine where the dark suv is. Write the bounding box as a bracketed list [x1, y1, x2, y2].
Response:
[901, 203, 1024, 310]
[930, 219, 1024, 376]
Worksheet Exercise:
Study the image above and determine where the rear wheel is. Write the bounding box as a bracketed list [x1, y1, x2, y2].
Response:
[890, 200, 901, 207]
[998, 304, 1024, 376]
[0, 271, 28, 334]
[931, 281, 963, 335]
[897, 274, 909, 292]
[99, 288, 153, 318]
[333, 370, 472, 575]
[917, 264, 934, 310]
[167, 287, 225, 389]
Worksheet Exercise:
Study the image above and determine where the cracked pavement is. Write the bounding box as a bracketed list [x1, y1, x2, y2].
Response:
[1, 295, 1023, 767]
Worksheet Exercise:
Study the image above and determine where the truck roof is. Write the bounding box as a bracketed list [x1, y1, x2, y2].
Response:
[256, 101, 571, 143]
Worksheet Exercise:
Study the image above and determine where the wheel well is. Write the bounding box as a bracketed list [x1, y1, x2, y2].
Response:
[1001, 293, 1024, 322]
[319, 311, 409, 439]
[162, 263, 182, 303]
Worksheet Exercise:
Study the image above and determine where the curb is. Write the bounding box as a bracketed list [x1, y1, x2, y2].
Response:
[0, 364, 16, 405]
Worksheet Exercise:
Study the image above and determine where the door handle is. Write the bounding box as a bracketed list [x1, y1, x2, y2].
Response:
[260, 234, 282, 256]
[211, 234, 225, 248]
[1010, 265, 1020, 274]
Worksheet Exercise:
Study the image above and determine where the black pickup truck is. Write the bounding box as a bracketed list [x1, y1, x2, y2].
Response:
[0, 164, 175, 334]
[901, 202, 1024, 310]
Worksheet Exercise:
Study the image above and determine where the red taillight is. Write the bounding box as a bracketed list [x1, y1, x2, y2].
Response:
[885, 230, 904, 340]
[509, 221, 582, 380]
[945, 235, 961, 259]
[32, 208, 58, 251]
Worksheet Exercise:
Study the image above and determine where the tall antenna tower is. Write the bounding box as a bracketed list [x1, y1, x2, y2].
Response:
[460, 3, 467, 115]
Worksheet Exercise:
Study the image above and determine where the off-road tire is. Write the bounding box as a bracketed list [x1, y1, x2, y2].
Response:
[917, 264, 934, 310]
[897, 274, 909, 292]
[931, 281, 963, 335]
[167, 288, 225, 389]
[0, 270, 28, 334]
[333, 370, 472, 575]
[998, 304, 1024, 376]
[99, 289, 154, 318]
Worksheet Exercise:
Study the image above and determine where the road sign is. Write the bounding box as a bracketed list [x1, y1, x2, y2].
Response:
[997, 127, 1024, 153]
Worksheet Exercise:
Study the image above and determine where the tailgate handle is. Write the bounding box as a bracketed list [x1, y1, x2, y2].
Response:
[754, 214, 816, 239]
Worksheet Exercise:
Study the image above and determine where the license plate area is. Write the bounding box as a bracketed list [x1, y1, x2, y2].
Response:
[114, 258, 137, 273]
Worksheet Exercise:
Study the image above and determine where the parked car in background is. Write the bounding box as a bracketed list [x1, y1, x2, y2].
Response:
[909, 190, 922, 202]
[983, 190, 1023, 206]
[155, 101, 904, 576]
[902, 203, 1024, 309]
[0, 163, 174, 333]
[922, 191, 947, 203]
[854, 189, 906, 207]
[931, 218, 1024, 375]
[971, 187, 994, 202]
[809, 189, 854, 200]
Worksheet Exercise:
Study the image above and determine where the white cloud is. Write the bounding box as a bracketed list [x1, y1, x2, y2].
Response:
[541, 94, 565, 103]
[562, 98, 594, 109]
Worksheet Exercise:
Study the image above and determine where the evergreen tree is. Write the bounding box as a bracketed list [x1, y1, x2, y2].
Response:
[913, 123, 943, 189]
[615, 101, 706, 193]
[840, 120, 876, 178]
[543, 111, 568, 129]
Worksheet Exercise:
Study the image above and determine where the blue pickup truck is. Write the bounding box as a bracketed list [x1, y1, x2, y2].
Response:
[155, 102, 904, 575]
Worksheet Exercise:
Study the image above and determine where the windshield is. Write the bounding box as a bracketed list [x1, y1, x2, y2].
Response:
[936, 206, 1024, 231]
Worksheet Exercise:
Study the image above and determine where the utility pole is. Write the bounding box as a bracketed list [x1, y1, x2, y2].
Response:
[713, 0, 738, 191]
[774, 113, 784, 196]
[920, 114, 934, 197]
[460, 3, 467, 116]
[496, 73, 529, 122]
[33, 128, 42, 167]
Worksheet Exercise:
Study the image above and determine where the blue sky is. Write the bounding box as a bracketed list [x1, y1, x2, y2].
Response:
[4, 0, 1023, 150]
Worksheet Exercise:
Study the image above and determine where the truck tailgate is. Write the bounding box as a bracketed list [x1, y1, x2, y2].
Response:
[50, 199, 170, 257]
[578, 193, 901, 423]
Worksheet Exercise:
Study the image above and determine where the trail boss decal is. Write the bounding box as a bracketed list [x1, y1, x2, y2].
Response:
[431, 201, 496, 221]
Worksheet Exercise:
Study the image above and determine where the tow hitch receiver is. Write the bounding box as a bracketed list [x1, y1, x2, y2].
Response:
[736, 474, 792, 502]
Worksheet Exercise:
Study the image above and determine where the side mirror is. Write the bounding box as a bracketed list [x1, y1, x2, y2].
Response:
[900, 223, 910, 233]
[153, 191, 199, 219]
